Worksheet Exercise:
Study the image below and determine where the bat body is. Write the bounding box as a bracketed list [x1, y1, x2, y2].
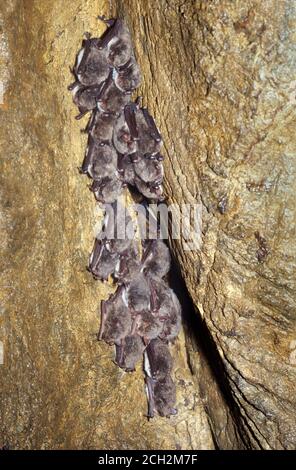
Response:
[113, 111, 137, 155]
[144, 351, 177, 418]
[135, 107, 162, 155]
[150, 375, 177, 417]
[90, 176, 123, 204]
[115, 254, 141, 283]
[98, 18, 134, 68]
[153, 280, 182, 342]
[117, 154, 136, 185]
[126, 273, 151, 313]
[146, 338, 173, 380]
[82, 138, 118, 180]
[132, 311, 163, 343]
[99, 287, 132, 342]
[113, 58, 142, 92]
[115, 334, 145, 371]
[142, 240, 171, 280]
[97, 71, 131, 115]
[88, 109, 116, 143]
[72, 83, 104, 119]
[75, 37, 110, 86]
[134, 154, 163, 183]
[88, 239, 119, 281]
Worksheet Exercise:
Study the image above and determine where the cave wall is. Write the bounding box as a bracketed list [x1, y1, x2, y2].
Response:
[0, 0, 214, 450]
[114, 0, 296, 449]
[0, 0, 295, 450]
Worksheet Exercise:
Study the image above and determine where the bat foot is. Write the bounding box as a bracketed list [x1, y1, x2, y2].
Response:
[75, 111, 89, 120]
[69, 66, 77, 78]
[68, 81, 77, 91]
[78, 166, 88, 174]
[147, 410, 155, 420]
[97, 15, 116, 26]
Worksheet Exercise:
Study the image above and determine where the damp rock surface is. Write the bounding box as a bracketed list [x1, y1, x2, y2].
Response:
[1, 0, 295, 450]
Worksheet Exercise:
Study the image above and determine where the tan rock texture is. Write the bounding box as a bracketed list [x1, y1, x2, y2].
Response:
[0, 0, 295, 450]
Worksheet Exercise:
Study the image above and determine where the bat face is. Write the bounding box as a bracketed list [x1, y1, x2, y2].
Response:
[109, 41, 132, 68]
[97, 74, 131, 115]
[115, 252, 141, 283]
[135, 176, 164, 201]
[72, 83, 103, 118]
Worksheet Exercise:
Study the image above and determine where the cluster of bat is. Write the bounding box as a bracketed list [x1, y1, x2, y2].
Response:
[69, 17, 181, 417]
[68, 16, 164, 203]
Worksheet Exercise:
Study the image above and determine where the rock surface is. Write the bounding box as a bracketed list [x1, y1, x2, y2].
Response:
[0, 0, 295, 450]
[0, 0, 214, 450]
[116, 0, 296, 449]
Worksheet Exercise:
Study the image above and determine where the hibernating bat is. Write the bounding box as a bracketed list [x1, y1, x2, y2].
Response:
[88, 239, 119, 281]
[99, 286, 132, 343]
[69, 15, 182, 420]
[142, 240, 171, 280]
[115, 334, 145, 371]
